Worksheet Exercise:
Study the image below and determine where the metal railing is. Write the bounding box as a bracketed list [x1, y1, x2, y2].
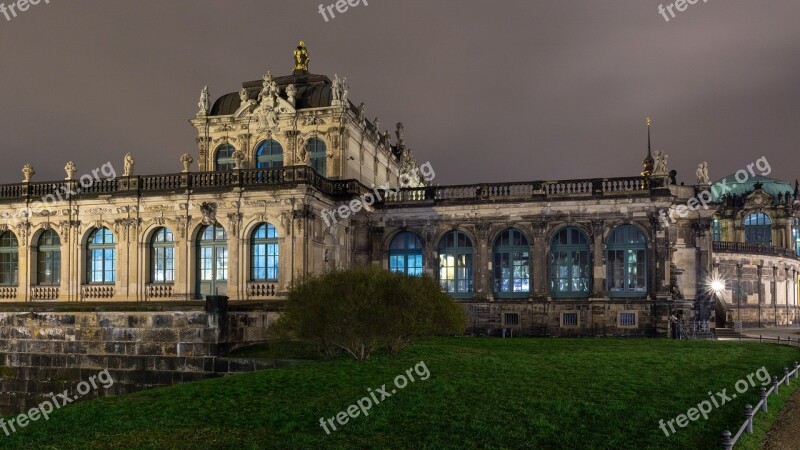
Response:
[713, 241, 799, 260]
[721, 360, 800, 449]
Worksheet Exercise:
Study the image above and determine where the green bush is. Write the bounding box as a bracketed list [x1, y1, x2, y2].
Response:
[276, 266, 466, 360]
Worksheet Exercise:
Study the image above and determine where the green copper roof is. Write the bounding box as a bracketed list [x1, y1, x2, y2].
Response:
[711, 175, 793, 204]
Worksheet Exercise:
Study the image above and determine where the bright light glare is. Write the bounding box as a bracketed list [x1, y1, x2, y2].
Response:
[710, 280, 725, 292]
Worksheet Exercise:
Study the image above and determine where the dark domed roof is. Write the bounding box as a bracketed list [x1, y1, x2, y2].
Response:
[209, 73, 335, 116]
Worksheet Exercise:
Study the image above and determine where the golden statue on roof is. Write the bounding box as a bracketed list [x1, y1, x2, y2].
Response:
[294, 41, 310, 73]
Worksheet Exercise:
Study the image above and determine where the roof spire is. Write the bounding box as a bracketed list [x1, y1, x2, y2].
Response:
[642, 116, 655, 177]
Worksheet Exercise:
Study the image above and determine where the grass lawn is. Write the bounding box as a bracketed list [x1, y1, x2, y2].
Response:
[2, 338, 799, 449]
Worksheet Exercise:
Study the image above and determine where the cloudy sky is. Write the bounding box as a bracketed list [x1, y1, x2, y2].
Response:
[0, 0, 798, 185]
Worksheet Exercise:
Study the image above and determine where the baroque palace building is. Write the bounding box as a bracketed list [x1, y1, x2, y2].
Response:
[0, 42, 798, 337]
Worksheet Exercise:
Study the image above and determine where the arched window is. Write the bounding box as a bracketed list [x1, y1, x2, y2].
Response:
[793, 218, 800, 256]
[744, 213, 772, 245]
[37, 230, 60, 286]
[215, 144, 237, 171]
[150, 228, 174, 283]
[712, 219, 722, 242]
[438, 231, 474, 298]
[549, 227, 590, 298]
[306, 138, 327, 175]
[87, 228, 115, 284]
[251, 223, 279, 281]
[197, 224, 228, 297]
[255, 140, 284, 169]
[389, 232, 423, 276]
[606, 225, 647, 295]
[493, 229, 530, 298]
[0, 231, 18, 286]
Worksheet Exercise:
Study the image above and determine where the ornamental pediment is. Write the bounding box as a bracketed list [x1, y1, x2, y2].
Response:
[743, 188, 773, 209]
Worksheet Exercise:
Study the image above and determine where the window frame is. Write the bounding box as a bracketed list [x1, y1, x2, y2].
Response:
[36, 229, 61, 286]
[306, 138, 327, 176]
[388, 232, 424, 276]
[744, 212, 772, 245]
[255, 140, 284, 169]
[0, 231, 19, 286]
[215, 144, 237, 171]
[549, 227, 591, 298]
[618, 311, 638, 328]
[712, 219, 722, 242]
[437, 230, 474, 298]
[150, 227, 175, 284]
[605, 225, 648, 297]
[492, 228, 531, 299]
[86, 228, 116, 285]
[251, 223, 279, 282]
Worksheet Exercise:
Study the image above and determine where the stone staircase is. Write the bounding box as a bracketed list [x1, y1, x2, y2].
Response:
[715, 328, 742, 340]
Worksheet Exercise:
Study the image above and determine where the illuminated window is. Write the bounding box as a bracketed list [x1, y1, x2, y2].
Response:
[251, 223, 279, 281]
[87, 228, 115, 284]
[606, 225, 647, 296]
[150, 228, 174, 283]
[437, 231, 474, 298]
[550, 227, 591, 298]
[744, 213, 772, 245]
[389, 232, 424, 276]
[712, 219, 722, 242]
[493, 229, 530, 298]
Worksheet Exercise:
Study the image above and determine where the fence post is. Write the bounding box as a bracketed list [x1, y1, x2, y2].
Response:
[721, 431, 733, 450]
[785, 368, 790, 386]
[744, 405, 754, 434]
[778, 336, 781, 345]
[795, 362, 799, 379]
[773, 376, 780, 394]
[760, 387, 768, 412]
[760, 335, 763, 344]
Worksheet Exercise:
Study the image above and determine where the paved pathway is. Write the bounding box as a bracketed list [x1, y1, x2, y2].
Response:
[741, 328, 800, 344]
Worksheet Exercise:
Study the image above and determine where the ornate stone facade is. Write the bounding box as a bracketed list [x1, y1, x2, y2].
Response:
[0, 45, 797, 337]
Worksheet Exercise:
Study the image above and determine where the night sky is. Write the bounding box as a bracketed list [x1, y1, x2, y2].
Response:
[0, 0, 798, 185]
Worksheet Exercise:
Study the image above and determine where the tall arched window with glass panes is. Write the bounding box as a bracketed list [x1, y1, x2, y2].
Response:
[306, 138, 327, 175]
[493, 229, 530, 298]
[36, 230, 60, 286]
[150, 228, 175, 284]
[437, 231, 474, 298]
[214, 144, 237, 171]
[0, 231, 18, 286]
[606, 225, 647, 296]
[251, 223, 279, 282]
[255, 140, 283, 169]
[549, 227, 591, 298]
[712, 219, 722, 242]
[388, 232, 424, 276]
[744, 213, 772, 245]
